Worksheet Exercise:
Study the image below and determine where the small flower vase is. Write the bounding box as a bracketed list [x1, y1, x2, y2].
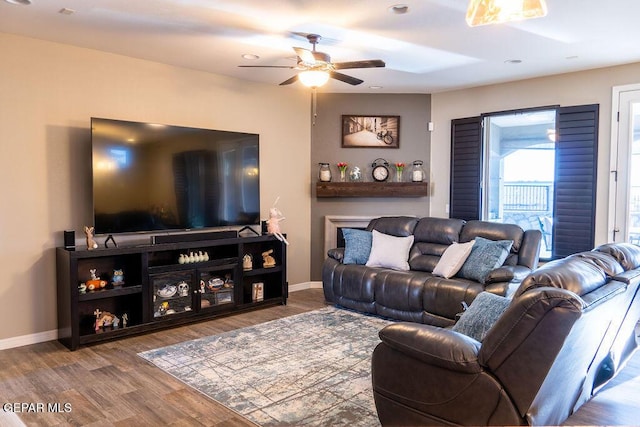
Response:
[395, 169, 403, 182]
[340, 169, 346, 182]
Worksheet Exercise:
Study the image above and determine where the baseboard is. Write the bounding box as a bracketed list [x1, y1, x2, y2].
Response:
[289, 281, 323, 292]
[0, 329, 58, 351]
[0, 283, 324, 350]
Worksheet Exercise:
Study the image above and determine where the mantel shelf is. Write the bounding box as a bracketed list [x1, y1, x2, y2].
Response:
[316, 181, 429, 198]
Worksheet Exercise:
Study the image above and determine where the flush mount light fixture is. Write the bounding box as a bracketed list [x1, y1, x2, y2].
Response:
[466, 0, 547, 27]
[4, 0, 32, 5]
[298, 70, 330, 88]
[241, 54, 260, 60]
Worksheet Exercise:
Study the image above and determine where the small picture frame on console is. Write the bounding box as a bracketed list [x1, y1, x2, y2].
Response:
[341, 115, 400, 148]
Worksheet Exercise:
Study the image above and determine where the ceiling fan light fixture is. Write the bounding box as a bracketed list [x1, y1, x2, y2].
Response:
[298, 70, 330, 88]
[466, 0, 547, 27]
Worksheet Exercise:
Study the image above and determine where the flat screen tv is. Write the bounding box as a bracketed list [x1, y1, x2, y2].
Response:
[91, 117, 260, 235]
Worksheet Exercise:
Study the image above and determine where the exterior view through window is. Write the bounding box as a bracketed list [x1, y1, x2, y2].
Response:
[483, 110, 556, 258]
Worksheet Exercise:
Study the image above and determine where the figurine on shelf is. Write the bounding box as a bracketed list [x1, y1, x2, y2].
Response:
[266, 197, 289, 245]
[262, 249, 276, 268]
[78, 283, 87, 294]
[84, 226, 98, 250]
[224, 273, 234, 288]
[86, 269, 107, 291]
[111, 269, 124, 287]
[122, 313, 128, 327]
[177, 281, 189, 297]
[94, 309, 119, 331]
[207, 277, 224, 291]
[200, 279, 206, 294]
[243, 254, 253, 271]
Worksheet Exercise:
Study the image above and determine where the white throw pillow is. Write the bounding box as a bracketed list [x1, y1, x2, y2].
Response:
[432, 240, 475, 278]
[365, 230, 414, 271]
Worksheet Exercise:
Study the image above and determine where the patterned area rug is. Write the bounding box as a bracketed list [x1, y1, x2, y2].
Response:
[138, 306, 393, 426]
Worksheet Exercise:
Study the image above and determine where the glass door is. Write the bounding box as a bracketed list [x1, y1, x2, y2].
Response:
[612, 88, 640, 243]
[151, 270, 195, 319]
[482, 109, 556, 258]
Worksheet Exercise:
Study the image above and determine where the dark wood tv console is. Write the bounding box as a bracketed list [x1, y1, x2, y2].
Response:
[56, 235, 287, 350]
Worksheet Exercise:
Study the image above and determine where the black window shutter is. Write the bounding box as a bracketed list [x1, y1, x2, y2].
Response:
[450, 116, 482, 220]
[553, 104, 599, 258]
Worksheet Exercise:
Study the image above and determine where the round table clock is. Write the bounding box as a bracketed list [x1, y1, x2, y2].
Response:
[371, 158, 390, 182]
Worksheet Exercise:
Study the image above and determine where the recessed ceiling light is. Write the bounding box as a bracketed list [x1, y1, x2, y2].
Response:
[4, 0, 32, 5]
[242, 54, 260, 60]
[388, 4, 409, 14]
[369, 85, 383, 90]
[59, 8, 75, 15]
[566, 55, 579, 60]
[504, 59, 523, 64]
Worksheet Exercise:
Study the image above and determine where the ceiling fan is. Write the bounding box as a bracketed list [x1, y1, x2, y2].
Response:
[238, 33, 385, 87]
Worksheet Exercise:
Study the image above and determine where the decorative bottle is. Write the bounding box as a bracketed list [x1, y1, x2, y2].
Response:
[318, 163, 332, 182]
[411, 160, 425, 182]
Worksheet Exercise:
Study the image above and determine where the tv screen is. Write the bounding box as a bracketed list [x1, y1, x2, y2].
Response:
[91, 117, 260, 235]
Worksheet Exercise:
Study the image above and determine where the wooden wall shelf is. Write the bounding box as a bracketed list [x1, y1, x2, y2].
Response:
[316, 181, 429, 198]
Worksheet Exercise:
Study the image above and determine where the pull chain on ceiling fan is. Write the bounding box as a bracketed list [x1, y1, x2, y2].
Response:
[238, 33, 385, 88]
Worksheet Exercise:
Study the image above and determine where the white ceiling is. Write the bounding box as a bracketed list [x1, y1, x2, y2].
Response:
[2, 0, 640, 94]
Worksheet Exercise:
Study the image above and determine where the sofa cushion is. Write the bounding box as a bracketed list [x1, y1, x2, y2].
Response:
[367, 216, 418, 237]
[374, 270, 428, 323]
[515, 254, 616, 298]
[452, 291, 511, 342]
[458, 237, 513, 284]
[342, 228, 372, 265]
[460, 221, 523, 266]
[433, 240, 475, 279]
[594, 242, 640, 271]
[410, 217, 466, 273]
[366, 230, 414, 271]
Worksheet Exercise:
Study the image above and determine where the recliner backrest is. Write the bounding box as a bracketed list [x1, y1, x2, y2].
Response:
[409, 217, 465, 272]
[460, 220, 525, 266]
[481, 250, 630, 425]
[366, 216, 418, 237]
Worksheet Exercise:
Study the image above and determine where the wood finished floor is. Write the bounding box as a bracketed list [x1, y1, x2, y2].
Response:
[0, 288, 638, 426]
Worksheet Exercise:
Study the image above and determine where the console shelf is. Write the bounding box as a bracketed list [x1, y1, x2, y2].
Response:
[56, 235, 287, 350]
[316, 181, 429, 198]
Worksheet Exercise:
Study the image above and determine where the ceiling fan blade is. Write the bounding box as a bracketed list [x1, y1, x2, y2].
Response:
[333, 60, 386, 70]
[238, 65, 296, 69]
[279, 75, 299, 86]
[293, 47, 316, 65]
[329, 71, 363, 86]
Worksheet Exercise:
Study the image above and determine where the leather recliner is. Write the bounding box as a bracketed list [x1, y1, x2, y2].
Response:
[371, 243, 640, 426]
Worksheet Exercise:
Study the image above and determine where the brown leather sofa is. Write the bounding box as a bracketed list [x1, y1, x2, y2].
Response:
[322, 216, 542, 326]
[371, 243, 640, 426]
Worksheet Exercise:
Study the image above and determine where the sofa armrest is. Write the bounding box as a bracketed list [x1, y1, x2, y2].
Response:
[485, 265, 531, 285]
[378, 322, 482, 374]
[327, 247, 344, 262]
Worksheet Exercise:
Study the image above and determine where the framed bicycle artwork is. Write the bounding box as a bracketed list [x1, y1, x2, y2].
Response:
[341, 115, 400, 148]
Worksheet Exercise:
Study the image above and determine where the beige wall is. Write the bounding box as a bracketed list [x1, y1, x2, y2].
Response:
[310, 93, 431, 280]
[0, 33, 311, 344]
[430, 62, 640, 247]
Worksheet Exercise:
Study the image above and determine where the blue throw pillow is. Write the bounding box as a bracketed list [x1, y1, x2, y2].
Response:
[457, 237, 513, 284]
[452, 292, 511, 342]
[342, 228, 373, 265]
